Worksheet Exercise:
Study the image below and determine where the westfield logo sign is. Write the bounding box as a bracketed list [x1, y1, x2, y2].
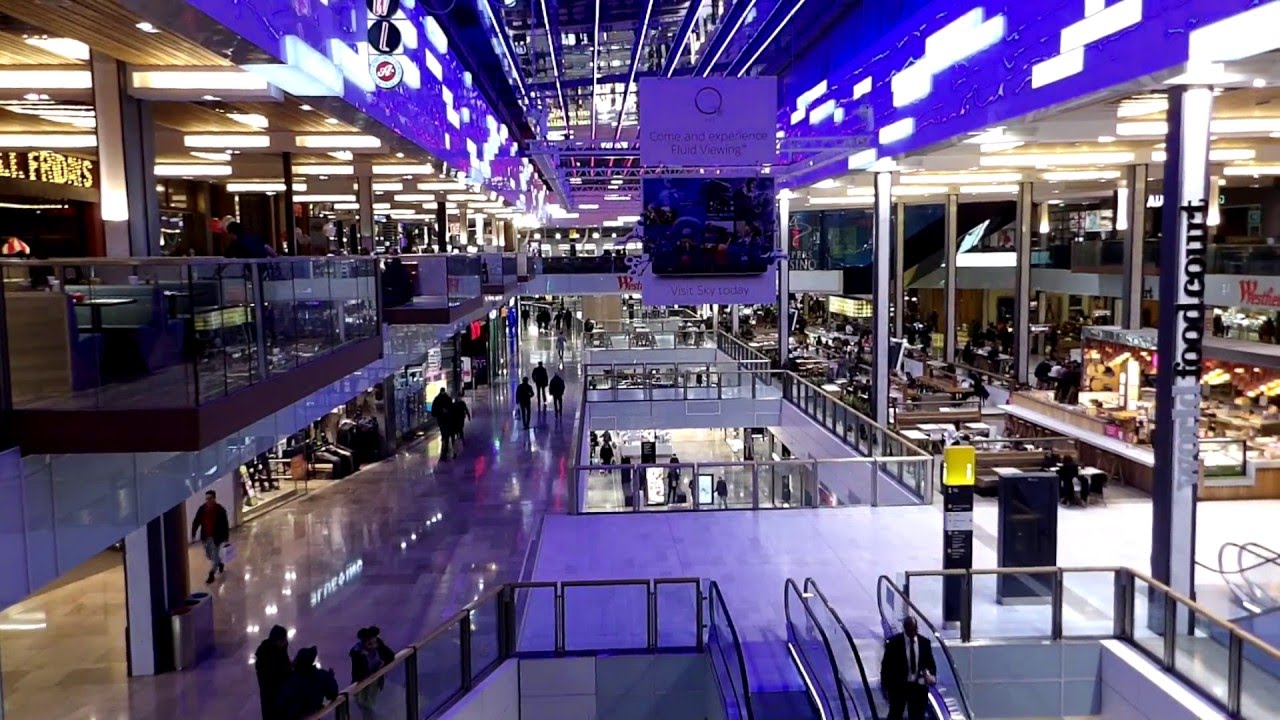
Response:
[617, 275, 643, 291]
[1239, 279, 1280, 308]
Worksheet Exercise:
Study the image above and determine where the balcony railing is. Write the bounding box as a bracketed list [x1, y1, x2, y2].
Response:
[302, 577, 714, 720]
[898, 566, 1280, 719]
[0, 256, 378, 410]
[536, 254, 633, 274]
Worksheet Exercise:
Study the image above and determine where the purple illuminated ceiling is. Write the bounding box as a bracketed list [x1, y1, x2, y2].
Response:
[778, 0, 1268, 188]
[181, 0, 545, 212]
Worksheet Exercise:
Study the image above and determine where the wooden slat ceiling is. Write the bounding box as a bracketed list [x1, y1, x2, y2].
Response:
[0, 0, 229, 66]
[152, 101, 359, 134]
[0, 111, 82, 131]
[0, 31, 79, 64]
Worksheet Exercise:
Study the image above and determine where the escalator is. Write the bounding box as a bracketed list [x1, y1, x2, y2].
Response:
[876, 576, 974, 720]
[785, 578, 881, 719]
[1211, 542, 1280, 614]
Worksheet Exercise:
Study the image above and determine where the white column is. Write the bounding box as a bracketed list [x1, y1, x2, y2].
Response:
[872, 172, 893, 428]
[1120, 165, 1149, 329]
[943, 194, 959, 362]
[1013, 181, 1034, 382]
[474, 213, 486, 248]
[893, 202, 906, 338]
[777, 193, 791, 366]
[1152, 85, 1212, 603]
[92, 54, 158, 256]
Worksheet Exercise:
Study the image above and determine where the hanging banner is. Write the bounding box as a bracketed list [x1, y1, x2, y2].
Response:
[633, 176, 779, 306]
[638, 77, 777, 167]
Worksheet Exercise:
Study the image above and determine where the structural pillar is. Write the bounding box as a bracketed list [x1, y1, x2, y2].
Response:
[473, 213, 486, 248]
[283, 152, 296, 254]
[871, 172, 893, 428]
[731, 305, 740, 335]
[124, 503, 190, 676]
[92, 53, 159, 257]
[943, 193, 959, 362]
[1120, 165, 1149, 329]
[893, 202, 906, 338]
[435, 201, 448, 252]
[1012, 182, 1034, 383]
[777, 192, 791, 367]
[1152, 85, 1212, 602]
[356, 163, 375, 253]
[504, 220, 517, 252]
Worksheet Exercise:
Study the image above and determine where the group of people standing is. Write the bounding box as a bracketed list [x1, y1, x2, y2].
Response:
[524, 304, 576, 337]
[516, 361, 566, 427]
[429, 388, 472, 461]
[255, 624, 397, 719]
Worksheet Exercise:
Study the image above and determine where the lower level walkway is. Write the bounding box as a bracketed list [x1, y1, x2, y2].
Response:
[0, 331, 579, 720]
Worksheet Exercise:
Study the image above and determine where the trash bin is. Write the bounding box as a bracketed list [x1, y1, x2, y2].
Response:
[171, 592, 215, 670]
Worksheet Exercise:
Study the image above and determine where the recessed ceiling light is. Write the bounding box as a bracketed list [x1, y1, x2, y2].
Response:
[324, 117, 340, 125]
[1097, 136, 1116, 143]
[1254, 79, 1267, 88]
[395, 152, 405, 158]
[201, 95, 221, 101]
[299, 104, 313, 111]
[135, 21, 161, 33]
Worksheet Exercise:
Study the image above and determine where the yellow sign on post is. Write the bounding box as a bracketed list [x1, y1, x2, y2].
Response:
[943, 446, 976, 487]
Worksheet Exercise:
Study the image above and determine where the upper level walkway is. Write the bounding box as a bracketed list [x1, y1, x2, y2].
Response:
[0, 329, 576, 720]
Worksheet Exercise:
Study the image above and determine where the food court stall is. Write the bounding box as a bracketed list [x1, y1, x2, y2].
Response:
[1001, 326, 1280, 500]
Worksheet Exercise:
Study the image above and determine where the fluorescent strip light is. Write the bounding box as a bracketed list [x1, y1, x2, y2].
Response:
[956, 251, 1016, 268]
[331, 202, 360, 210]
[374, 164, 434, 175]
[226, 113, 269, 130]
[190, 151, 231, 162]
[24, 37, 90, 62]
[446, 193, 490, 201]
[417, 181, 466, 190]
[131, 70, 269, 91]
[184, 134, 270, 148]
[617, 215, 641, 222]
[1150, 148, 1256, 163]
[154, 164, 232, 177]
[296, 134, 382, 149]
[226, 182, 308, 193]
[392, 194, 437, 202]
[0, 133, 95, 148]
[878, 117, 915, 145]
[295, 194, 357, 202]
[899, 172, 1022, 185]
[892, 186, 949, 196]
[371, 182, 403, 192]
[980, 152, 1134, 167]
[701, 0, 755, 76]
[1117, 98, 1167, 119]
[578, 203, 600, 210]
[1223, 165, 1280, 176]
[808, 196, 873, 206]
[294, 165, 353, 175]
[0, 70, 91, 89]
[957, 184, 1020, 194]
[1041, 170, 1122, 181]
[1121, 118, 1280, 136]
[736, 0, 809, 76]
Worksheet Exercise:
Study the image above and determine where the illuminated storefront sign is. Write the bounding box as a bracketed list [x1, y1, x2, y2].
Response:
[0, 151, 94, 189]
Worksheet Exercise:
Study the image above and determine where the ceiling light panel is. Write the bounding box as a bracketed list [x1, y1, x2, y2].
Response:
[979, 152, 1135, 167]
[184, 134, 271, 149]
[24, 37, 90, 62]
[0, 70, 91, 89]
[1041, 170, 1123, 181]
[295, 134, 382, 149]
[374, 164, 434, 175]
[294, 165, 354, 175]
[154, 164, 232, 177]
[0, 133, 95, 148]
[898, 172, 1023, 184]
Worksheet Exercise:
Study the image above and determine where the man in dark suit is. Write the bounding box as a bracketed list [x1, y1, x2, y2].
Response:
[880, 616, 937, 720]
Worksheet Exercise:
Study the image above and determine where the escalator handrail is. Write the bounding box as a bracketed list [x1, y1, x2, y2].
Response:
[785, 578, 854, 719]
[805, 578, 881, 720]
[875, 575, 975, 720]
[1212, 541, 1280, 576]
[708, 580, 756, 720]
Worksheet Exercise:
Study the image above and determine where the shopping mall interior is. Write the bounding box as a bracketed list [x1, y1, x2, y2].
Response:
[0, 1, 1279, 719]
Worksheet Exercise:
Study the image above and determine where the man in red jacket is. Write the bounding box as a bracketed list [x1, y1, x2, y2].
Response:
[191, 490, 230, 584]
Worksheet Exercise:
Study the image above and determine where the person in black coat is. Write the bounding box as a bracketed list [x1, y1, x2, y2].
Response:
[278, 646, 339, 720]
[1058, 456, 1080, 505]
[881, 616, 937, 720]
[548, 373, 566, 418]
[190, 490, 230, 584]
[431, 388, 453, 460]
[255, 625, 291, 720]
[516, 378, 534, 428]
[531, 362, 549, 405]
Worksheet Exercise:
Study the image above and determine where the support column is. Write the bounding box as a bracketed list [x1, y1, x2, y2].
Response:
[893, 202, 906, 338]
[872, 172, 893, 428]
[777, 193, 791, 367]
[283, 152, 296, 255]
[92, 54, 158, 257]
[473, 213, 486, 248]
[1152, 86, 1212, 601]
[1120, 164, 1149, 329]
[356, 163, 375, 253]
[943, 194, 959, 362]
[435, 201, 448, 252]
[505, 220, 517, 252]
[124, 503, 190, 676]
[457, 207, 469, 248]
[1013, 181, 1034, 383]
[731, 305, 740, 335]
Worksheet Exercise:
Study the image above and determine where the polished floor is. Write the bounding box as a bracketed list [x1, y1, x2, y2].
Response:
[0, 330, 577, 720]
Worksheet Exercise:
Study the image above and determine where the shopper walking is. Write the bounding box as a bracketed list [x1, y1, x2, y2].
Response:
[880, 617, 936, 720]
[516, 377, 534, 428]
[549, 373, 566, 418]
[448, 392, 472, 457]
[350, 626, 396, 719]
[255, 625, 292, 720]
[555, 332, 567, 363]
[531, 361, 549, 406]
[537, 307, 551, 334]
[190, 490, 230, 584]
[430, 388, 453, 460]
[278, 647, 339, 720]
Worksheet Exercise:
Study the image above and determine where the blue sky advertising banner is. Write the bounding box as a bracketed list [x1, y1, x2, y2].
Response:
[779, 0, 1274, 187]
[630, 177, 778, 306]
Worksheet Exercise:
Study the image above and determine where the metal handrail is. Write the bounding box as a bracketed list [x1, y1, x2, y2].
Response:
[0, 256, 377, 267]
[709, 580, 755, 720]
[806, 579, 881, 720]
[876, 576, 976, 720]
[785, 578, 853, 719]
[898, 565, 1280, 717]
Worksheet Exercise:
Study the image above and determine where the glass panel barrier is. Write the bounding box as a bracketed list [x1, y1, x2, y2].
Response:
[654, 579, 701, 648]
[1172, 607, 1232, 710]
[416, 624, 464, 717]
[562, 581, 650, 652]
[350, 654, 410, 720]
[805, 579, 883, 720]
[785, 579, 846, 720]
[709, 581, 754, 720]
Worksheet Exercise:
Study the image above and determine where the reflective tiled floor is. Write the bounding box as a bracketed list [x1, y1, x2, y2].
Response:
[0, 331, 576, 720]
